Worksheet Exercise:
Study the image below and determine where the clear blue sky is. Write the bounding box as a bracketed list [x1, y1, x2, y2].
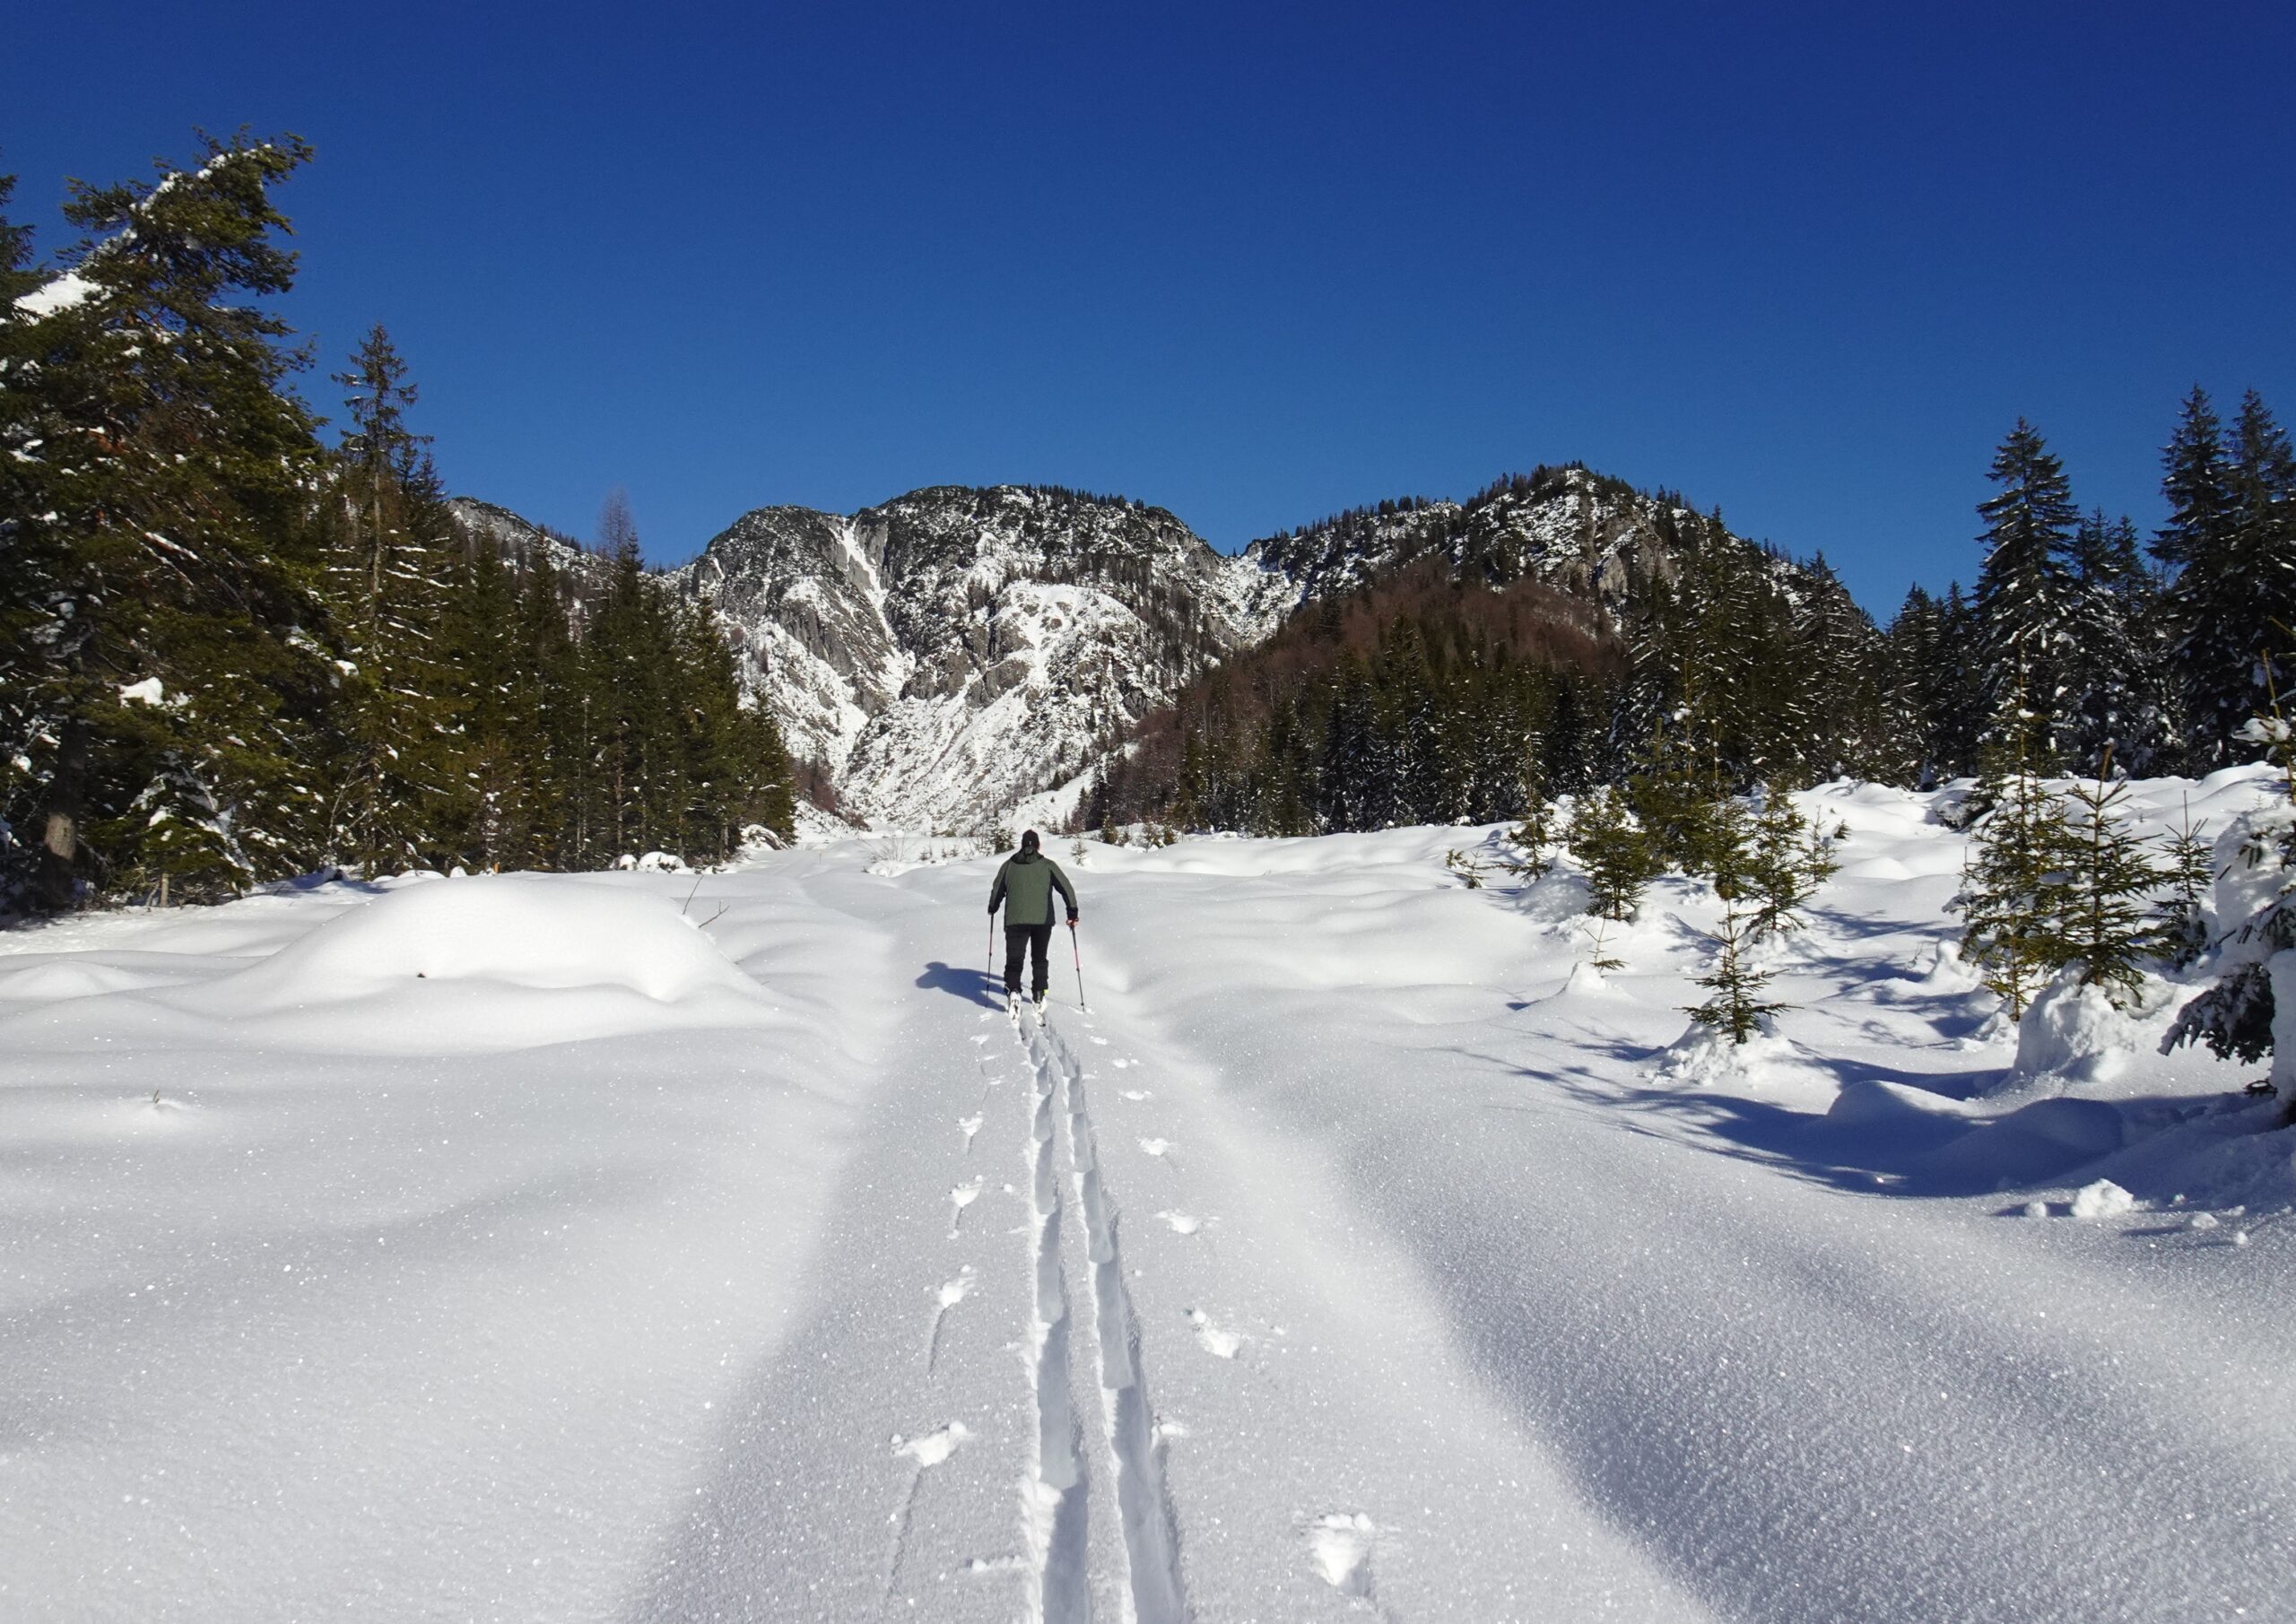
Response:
[12, 2, 2292, 613]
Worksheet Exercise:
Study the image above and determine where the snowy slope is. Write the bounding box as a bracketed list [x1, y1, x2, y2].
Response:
[4, 770, 2294, 1620]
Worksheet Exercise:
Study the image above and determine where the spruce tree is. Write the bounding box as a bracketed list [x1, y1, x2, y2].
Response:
[2054, 754, 2165, 1007]
[1566, 785, 1661, 922]
[2152, 796, 2213, 972]
[2062, 511, 2172, 777]
[2161, 716, 2293, 1077]
[2221, 394, 2296, 752]
[1747, 789, 1835, 936]
[1973, 420, 2081, 767]
[2154, 386, 2238, 766]
[1684, 898, 1787, 1045]
[1956, 716, 2076, 1018]
[1, 134, 332, 908]
[321, 325, 465, 873]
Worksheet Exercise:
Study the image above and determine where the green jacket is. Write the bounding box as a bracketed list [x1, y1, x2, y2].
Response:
[989, 850, 1078, 926]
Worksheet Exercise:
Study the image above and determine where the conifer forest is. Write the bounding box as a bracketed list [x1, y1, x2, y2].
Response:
[0, 136, 795, 913]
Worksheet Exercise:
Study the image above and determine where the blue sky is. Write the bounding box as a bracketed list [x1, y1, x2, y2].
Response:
[12, 2, 2292, 612]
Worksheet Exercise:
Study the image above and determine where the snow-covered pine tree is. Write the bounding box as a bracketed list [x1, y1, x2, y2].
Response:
[2157, 390, 2296, 772]
[0, 163, 45, 892]
[1973, 420, 2081, 769]
[2, 134, 334, 909]
[321, 326, 465, 874]
[1885, 584, 1985, 786]
[1625, 714, 1728, 879]
[2063, 512, 2175, 777]
[1790, 554, 1892, 783]
[2054, 753, 2165, 1008]
[2217, 394, 2296, 751]
[2161, 699, 2295, 1093]
[2156, 387, 2243, 769]
[438, 534, 544, 868]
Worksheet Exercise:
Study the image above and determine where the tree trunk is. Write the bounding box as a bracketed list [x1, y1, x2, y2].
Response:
[39, 716, 90, 911]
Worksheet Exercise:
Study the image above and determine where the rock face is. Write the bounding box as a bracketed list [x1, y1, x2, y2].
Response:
[673, 486, 1288, 830]
[466, 465, 1826, 831]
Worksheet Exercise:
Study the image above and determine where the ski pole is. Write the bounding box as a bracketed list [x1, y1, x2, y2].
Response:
[1069, 921, 1086, 1011]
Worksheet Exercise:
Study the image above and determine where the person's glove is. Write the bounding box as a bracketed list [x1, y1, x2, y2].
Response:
[1067, 911, 1080, 926]
[987, 902, 997, 916]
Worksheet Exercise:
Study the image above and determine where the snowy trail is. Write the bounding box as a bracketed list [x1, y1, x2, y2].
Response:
[5, 779, 2296, 1620]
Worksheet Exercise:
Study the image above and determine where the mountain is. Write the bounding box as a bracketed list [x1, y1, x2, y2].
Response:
[671, 486, 1289, 830]
[1244, 463, 1741, 611]
[458, 465, 1863, 832]
[445, 499, 619, 607]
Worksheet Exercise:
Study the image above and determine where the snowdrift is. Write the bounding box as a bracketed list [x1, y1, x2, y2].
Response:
[201, 875, 770, 1051]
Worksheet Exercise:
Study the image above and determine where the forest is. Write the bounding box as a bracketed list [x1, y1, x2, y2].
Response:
[0, 135, 795, 913]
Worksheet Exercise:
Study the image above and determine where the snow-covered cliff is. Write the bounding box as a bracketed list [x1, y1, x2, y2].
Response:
[672, 486, 1287, 830]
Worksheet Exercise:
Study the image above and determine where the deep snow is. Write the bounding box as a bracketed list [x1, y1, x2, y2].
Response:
[3, 773, 2293, 1621]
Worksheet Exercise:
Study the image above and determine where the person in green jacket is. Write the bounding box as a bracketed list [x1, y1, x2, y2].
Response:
[988, 829, 1079, 1007]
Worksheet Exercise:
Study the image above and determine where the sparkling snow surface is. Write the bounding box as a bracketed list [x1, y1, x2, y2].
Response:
[4, 776, 2295, 1621]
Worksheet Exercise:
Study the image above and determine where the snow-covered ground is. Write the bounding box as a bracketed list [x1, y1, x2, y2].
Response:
[4, 775, 2294, 1621]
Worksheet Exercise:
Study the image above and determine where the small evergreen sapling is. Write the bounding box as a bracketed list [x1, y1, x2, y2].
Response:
[2152, 796, 2213, 970]
[1566, 786, 1661, 922]
[1955, 728, 2077, 1018]
[2055, 755, 2165, 1008]
[1684, 897, 1786, 1045]
[1499, 778, 1556, 880]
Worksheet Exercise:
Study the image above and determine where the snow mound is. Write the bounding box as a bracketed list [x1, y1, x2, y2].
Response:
[2012, 972, 2145, 1087]
[1655, 1020, 1796, 1087]
[205, 876, 767, 1050]
[2069, 1178, 2137, 1220]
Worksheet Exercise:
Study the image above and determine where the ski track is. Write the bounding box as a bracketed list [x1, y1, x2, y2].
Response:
[1026, 1010, 1192, 1624]
[1019, 1002, 1094, 1622]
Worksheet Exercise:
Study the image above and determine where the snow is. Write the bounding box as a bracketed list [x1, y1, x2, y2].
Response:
[4, 774, 2296, 1619]
[11, 272, 100, 320]
[2070, 1178, 2139, 1219]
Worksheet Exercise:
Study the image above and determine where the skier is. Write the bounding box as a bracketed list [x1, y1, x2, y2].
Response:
[987, 829, 1079, 1014]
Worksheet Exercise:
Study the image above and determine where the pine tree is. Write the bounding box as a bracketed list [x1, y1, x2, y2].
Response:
[1956, 716, 2076, 1018]
[1566, 785, 1661, 922]
[320, 325, 465, 873]
[1626, 717, 1727, 878]
[2221, 394, 2296, 751]
[1974, 420, 2081, 769]
[2152, 795, 2213, 972]
[2062, 511, 2173, 777]
[2054, 754, 2165, 1007]
[1684, 898, 1787, 1045]
[2, 134, 333, 908]
[2154, 386, 2239, 767]
[1746, 789, 1835, 936]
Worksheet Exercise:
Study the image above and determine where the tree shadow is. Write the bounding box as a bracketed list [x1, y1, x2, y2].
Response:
[916, 960, 1004, 1009]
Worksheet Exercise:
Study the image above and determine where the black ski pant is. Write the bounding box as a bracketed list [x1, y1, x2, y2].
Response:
[1004, 923, 1052, 997]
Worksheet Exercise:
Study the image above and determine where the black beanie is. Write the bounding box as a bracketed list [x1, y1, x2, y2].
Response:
[1021, 829, 1040, 853]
